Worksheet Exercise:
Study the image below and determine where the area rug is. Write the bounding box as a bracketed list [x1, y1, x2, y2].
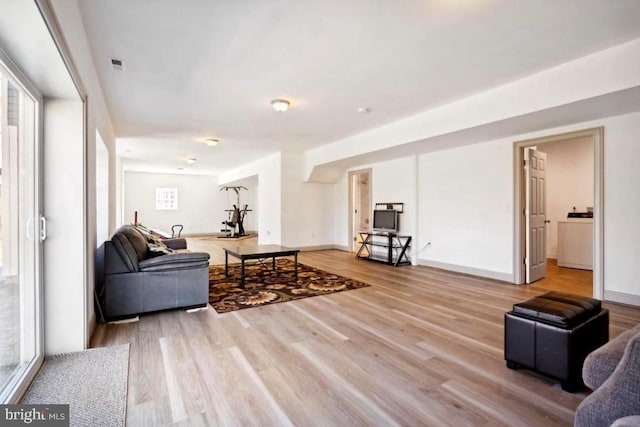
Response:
[22, 344, 129, 427]
[209, 259, 370, 313]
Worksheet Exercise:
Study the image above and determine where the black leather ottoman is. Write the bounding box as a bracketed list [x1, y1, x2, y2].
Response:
[504, 291, 609, 392]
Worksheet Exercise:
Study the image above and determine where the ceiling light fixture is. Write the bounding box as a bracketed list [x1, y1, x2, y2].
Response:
[271, 99, 290, 112]
[186, 158, 197, 164]
[205, 138, 219, 146]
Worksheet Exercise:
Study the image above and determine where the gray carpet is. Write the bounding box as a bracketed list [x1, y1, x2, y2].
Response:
[22, 344, 130, 427]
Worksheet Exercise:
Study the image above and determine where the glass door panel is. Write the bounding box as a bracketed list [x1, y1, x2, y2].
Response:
[0, 63, 41, 401]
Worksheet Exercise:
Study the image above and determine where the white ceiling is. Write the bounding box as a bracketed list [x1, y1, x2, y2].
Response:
[77, 0, 640, 175]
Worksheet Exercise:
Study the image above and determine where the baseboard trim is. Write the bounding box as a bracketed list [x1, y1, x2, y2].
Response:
[298, 244, 340, 252]
[333, 245, 350, 252]
[183, 232, 258, 238]
[417, 259, 514, 283]
[604, 290, 640, 307]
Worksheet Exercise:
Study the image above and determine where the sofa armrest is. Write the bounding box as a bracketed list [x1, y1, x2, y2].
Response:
[138, 252, 209, 272]
[164, 238, 187, 250]
[575, 332, 640, 427]
[583, 327, 638, 390]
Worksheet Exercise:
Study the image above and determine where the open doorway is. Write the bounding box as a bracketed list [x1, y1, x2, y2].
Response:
[347, 169, 371, 252]
[514, 128, 604, 299]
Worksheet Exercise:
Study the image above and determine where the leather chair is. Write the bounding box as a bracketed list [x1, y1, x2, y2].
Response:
[96, 224, 210, 321]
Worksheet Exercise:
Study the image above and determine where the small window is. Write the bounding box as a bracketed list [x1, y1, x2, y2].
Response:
[156, 188, 178, 210]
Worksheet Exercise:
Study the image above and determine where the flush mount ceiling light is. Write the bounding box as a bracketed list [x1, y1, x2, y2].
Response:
[271, 99, 290, 112]
[205, 138, 219, 146]
[186, 158, 197, 164]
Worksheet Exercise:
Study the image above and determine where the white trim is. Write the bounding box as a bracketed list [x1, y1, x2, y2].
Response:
[333, 245, 350, 252]
[347, 168, 372, 252]
[35, 1, 87, 99]
[604, 291, 640, 307]
[298, 245, 340, 252]
[417, 259, 513, 283]
[513, 128, 604, 300]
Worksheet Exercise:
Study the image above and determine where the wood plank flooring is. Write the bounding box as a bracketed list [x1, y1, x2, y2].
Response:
[91, 238, 640, 426]
[531, 258, 593, 297]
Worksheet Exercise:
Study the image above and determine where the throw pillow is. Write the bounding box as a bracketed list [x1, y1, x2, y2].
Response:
[148, 242, 174, 257]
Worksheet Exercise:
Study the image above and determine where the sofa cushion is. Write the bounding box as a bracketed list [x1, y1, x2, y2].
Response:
[540, 291, 602, 313]
[138, 252, 210, 272]
[511, 292, 601, 328]
[111, 233, 140, 272]
[583, 325, 640, 390]
[115, 225, 148, 261]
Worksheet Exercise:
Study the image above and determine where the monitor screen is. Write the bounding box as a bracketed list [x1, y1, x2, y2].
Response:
[373, 209, 398, 232]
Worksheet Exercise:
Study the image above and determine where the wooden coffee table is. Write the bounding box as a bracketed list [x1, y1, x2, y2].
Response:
[223, 245, 300, 289]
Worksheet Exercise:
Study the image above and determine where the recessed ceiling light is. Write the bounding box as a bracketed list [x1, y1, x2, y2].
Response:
[357, 107, 370, 113]
[206, 138, 219, 146]
[271, 99, 290, 112]
[177, 167, 184, 170]
[186, 158, 197, 164]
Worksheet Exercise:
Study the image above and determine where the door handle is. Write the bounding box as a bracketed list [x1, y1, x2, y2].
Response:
[544, 220, 551, 224]
[39, 216, 47, 242]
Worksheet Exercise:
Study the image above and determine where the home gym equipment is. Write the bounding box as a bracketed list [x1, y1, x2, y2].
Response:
[219, 186, 252, 238]
[171, 224, 183, 238]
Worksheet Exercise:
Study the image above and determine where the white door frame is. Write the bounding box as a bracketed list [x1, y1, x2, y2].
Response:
[513, 127, 604, 299]
[347, 168, 372, 252]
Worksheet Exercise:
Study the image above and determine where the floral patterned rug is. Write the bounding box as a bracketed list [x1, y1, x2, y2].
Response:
[208, 259, 370, 313]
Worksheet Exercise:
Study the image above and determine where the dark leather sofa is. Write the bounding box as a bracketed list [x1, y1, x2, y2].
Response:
[96, 224, 210, 321]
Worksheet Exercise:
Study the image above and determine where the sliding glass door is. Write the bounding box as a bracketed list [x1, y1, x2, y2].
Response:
[0, 55, 43, 402]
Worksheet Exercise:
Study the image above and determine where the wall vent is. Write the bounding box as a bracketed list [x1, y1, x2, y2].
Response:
[110, 58, 124, 71]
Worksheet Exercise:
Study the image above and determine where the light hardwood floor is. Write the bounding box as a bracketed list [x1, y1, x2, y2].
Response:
[531, 259, 593, 297]
[91, 237, 640, 426]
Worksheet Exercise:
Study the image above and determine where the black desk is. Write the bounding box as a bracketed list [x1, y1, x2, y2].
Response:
[223, 245, 300, 288]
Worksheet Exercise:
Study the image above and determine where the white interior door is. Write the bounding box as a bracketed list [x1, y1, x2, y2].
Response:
[526, 149, 547, 283]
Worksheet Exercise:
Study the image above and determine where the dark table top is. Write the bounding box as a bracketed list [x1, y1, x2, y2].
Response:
[223, 245, 300, 258]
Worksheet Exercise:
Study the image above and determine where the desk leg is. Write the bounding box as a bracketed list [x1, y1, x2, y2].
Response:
[294, 253, 298, 281]
[241, 259, 245, 289]
[225, 251, 228, 276]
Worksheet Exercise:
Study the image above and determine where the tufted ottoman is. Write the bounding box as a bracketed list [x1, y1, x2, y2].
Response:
[504, 291, 609, 392]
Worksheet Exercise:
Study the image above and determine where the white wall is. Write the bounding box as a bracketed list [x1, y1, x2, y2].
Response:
[280, 153, 335, 248]
[540, 137, 594, 258]
[418, 140, 514, 278]
[95, 131, 109, 244]
[124, 172, 224, 235]
[50, 0, 117, 350]
[602, 113, 640, 298]
[371, 157, 416, 238]
[43, 99, 86, 355]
